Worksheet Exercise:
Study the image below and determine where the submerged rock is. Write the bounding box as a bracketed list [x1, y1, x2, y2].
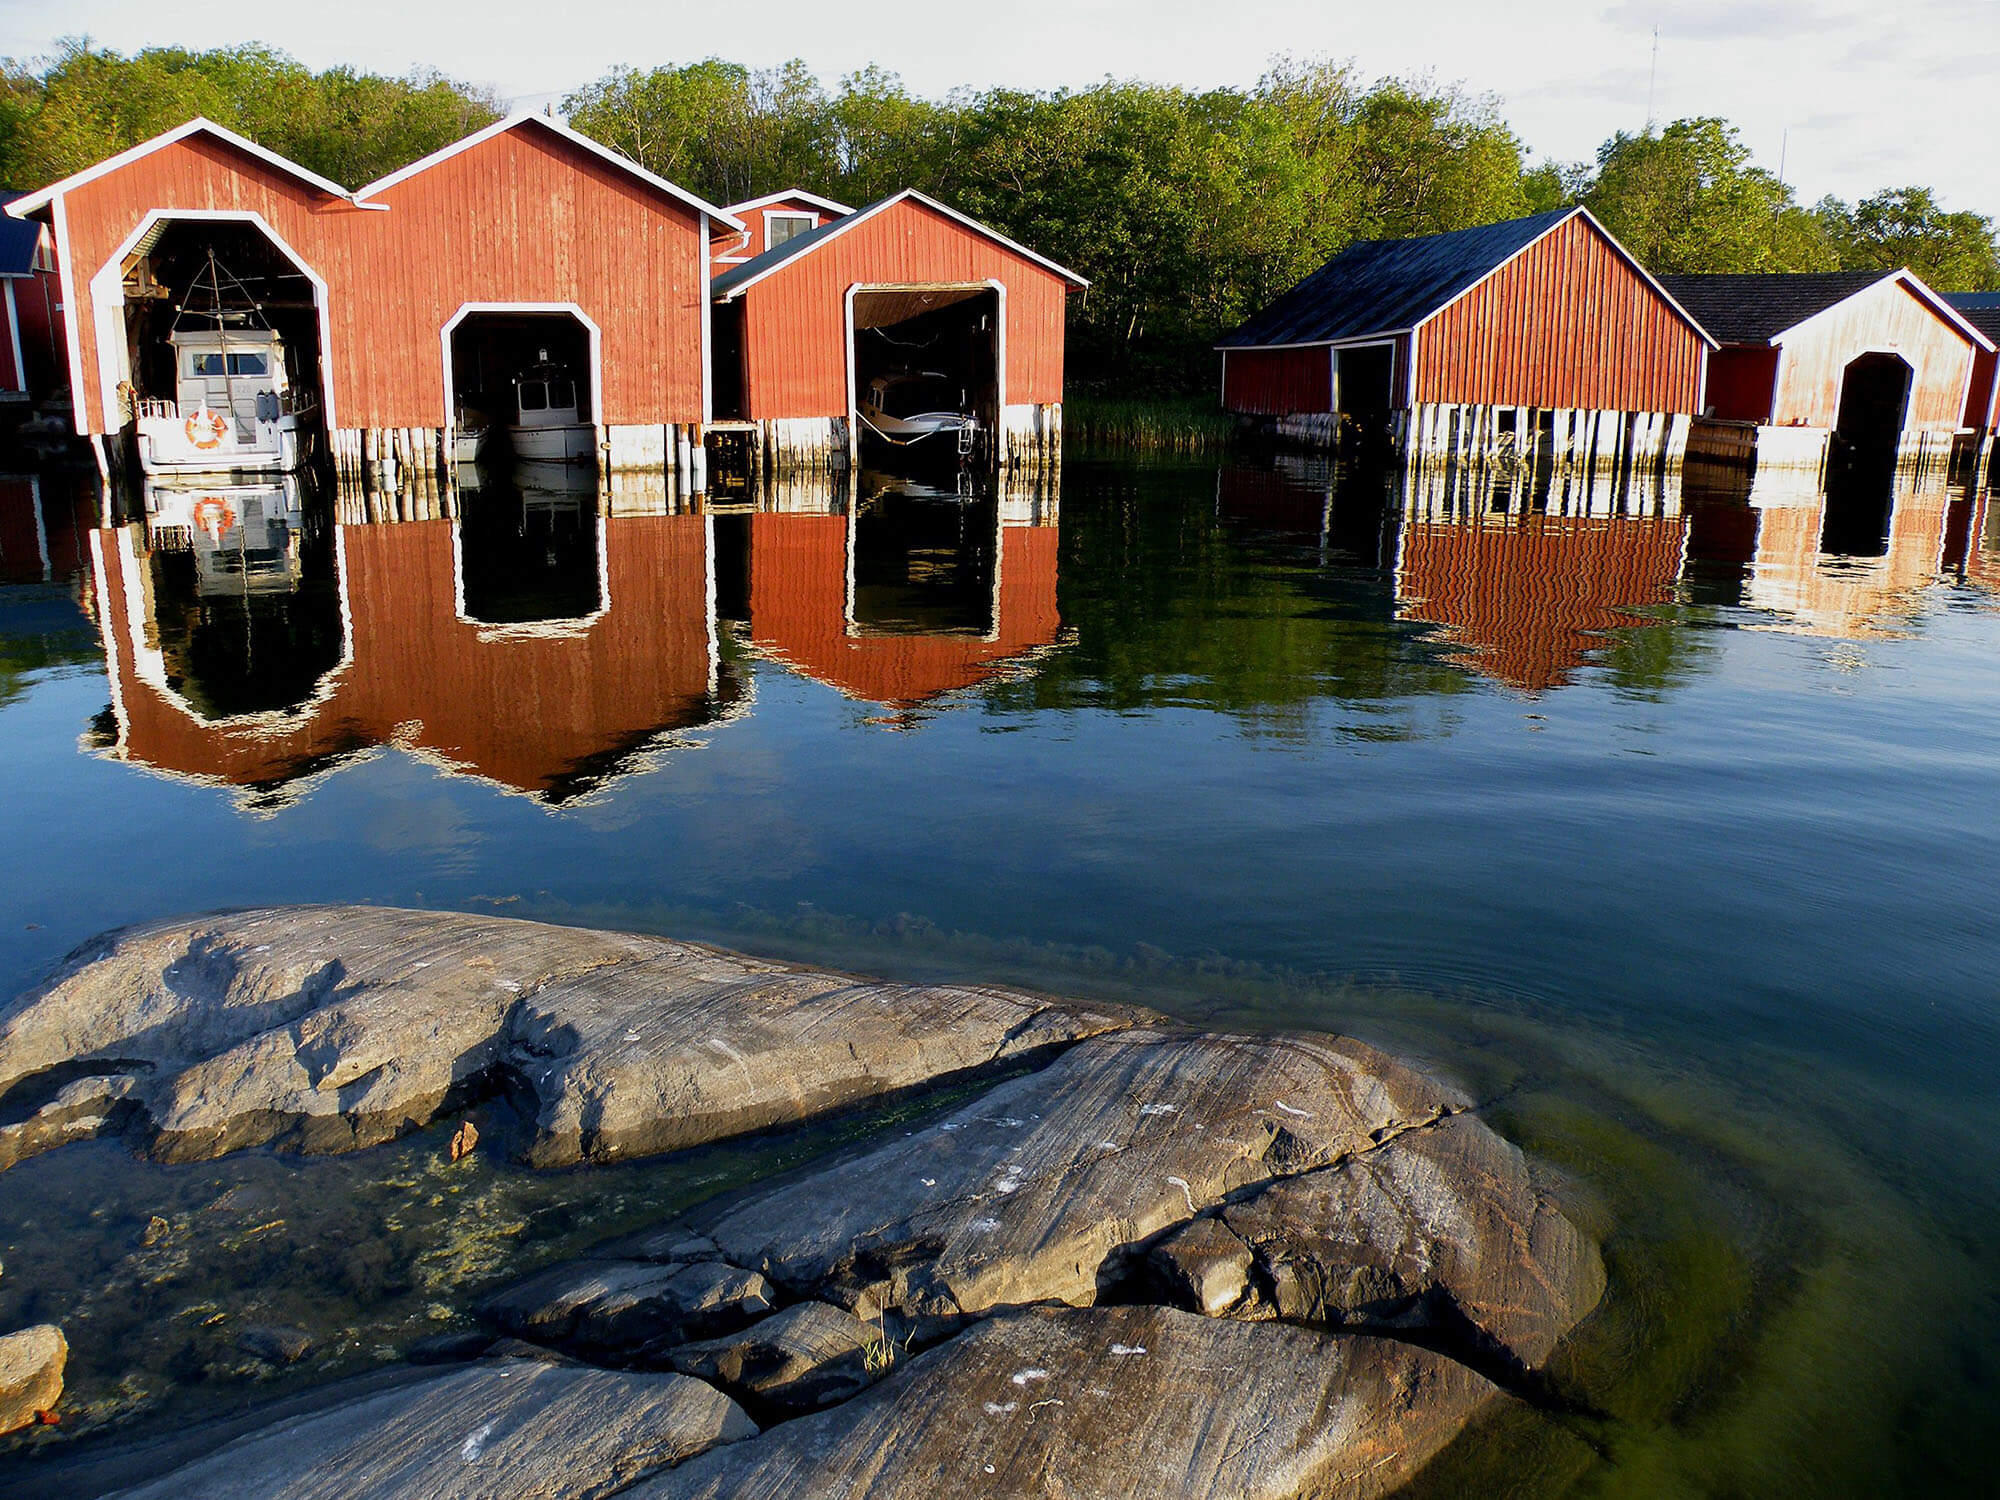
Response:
[0, 1323, 66, 1435]
[633, 1305, 1492, 1500]
[1220, 1111, 1606, 1367]
[106, 1356, 755, 1499]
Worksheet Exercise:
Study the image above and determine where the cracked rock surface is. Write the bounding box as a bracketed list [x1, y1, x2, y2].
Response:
[703, 1028, 1464, 1324]
[633, 1305, 1493, 1500]
[5, 908, 1607, 1499]
[0, 907, 1133, 1172]
[104, 1357, 755, 1500]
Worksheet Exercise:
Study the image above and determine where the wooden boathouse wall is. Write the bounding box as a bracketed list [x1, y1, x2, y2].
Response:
[44, 119, 713, 442]
[1763, 277, 1978, 434]
[1413, 213, 1708, 414]
[732, 196, 1069, 421]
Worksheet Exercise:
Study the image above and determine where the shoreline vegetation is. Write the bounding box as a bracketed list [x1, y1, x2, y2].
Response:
[1064, 394, 1239, 455]
[2, 41, 1994, 398]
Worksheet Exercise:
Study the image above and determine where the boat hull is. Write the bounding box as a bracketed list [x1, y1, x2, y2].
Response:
[137, 414, 302, 476]
[508, 423, 594, 462]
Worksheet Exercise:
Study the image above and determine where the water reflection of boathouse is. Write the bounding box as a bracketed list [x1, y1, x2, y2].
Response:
[90, 482, 736, 805]
[731, 475, 1064, 713]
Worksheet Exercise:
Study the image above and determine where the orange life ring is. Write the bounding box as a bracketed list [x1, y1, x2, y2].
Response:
[192, 497, 236, 536]
[184, 408, 228, 450]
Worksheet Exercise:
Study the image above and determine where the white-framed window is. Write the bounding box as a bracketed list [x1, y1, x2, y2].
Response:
[765, 211, 816, 249]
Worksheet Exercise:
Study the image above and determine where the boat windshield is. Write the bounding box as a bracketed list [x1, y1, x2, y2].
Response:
[519, 382, 548, 412]
[874, 376, 963, 418]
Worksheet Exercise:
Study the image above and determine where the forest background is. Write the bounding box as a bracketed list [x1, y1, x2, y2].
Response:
[5, 40, 1995, 392]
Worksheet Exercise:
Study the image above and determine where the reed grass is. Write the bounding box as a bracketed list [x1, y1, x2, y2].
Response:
[1064, 394, 1238, 455]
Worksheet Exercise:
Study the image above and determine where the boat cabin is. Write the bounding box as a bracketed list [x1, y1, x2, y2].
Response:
[139, 324, 309, 476]
[509, 355, 593, 462]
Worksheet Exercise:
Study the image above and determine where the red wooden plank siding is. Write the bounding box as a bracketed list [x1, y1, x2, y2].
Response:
[95, 514, 715, 796]
[1706, 347, 1781, 422]
[735, 198, 1068, 420]
[1415, 215, 1707, 413]
[1965, 348, 1997, 431]
[746, 512, 1061, 705]
[1767, 279, 1977, 431]
[1221, 347, 1330, 415]
[57, 121, 708, 435]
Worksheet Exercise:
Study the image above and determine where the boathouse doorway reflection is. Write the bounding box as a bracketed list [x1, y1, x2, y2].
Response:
[849, 477, 1000, 639]
[455, 466, 605, 630]
[130, 472, 346, 721]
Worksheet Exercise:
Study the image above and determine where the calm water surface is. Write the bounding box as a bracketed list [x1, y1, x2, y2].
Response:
[1, 450, 1997, 1495]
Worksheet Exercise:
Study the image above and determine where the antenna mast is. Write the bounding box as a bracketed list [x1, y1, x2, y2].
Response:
[1646, 26, 1660, 131]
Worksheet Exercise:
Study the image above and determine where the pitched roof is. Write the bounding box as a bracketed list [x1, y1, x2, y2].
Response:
[1654, 272, 1891, 344]
[724, 189, 855, 219]
[1220, 209, 1590, 349]
[1659, 270, 1995, 351]
[353, 113, 743, 229]
[1945, 292, 2000, 345]
[711, 188, 1088, 300]
[4, 118, 353, 216]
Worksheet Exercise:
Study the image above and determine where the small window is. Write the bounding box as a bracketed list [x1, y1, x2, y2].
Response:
[766, 212, 815, 248]
[546, 379, 575, 409]
[519, 381, 548, 412]
[227, 352, 268, 376]
[189, 352, 225, 376]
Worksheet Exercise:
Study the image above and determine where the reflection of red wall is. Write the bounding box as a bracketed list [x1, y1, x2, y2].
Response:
[1398, 514, 1688, 693]
[747, 514, 1061, 707]
[98, 514, 716, 797]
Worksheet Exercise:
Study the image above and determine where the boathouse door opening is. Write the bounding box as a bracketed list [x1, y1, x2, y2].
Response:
[849, 285, 1000, 471]
[1833, 352, 1913, 470]
[1333, 342, 1395, 429]
[444, 308, 598, 465]
[96, 214, 330, 460]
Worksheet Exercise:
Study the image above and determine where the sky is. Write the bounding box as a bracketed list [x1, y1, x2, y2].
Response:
[2, 0, 1995, 215]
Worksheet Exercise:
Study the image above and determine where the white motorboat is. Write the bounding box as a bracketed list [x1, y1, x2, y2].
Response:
[508, 354, 594, 463]
[857, 372, 979, 451]
[134, 252, 313, 477]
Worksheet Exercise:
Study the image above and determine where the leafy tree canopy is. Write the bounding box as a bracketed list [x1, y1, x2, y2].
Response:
[3, 42, 1992, 390]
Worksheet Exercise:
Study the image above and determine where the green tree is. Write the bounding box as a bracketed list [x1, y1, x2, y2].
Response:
[1584, 117, 1837, 273]
[1830, 186, 2000, 291]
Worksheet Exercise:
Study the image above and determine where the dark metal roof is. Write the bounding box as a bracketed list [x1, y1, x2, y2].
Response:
[0, 193, 40, 276]
[1654, 272, 1895, 345]
[0, 219, 39, 277]
[1218, 209, 1580, 349]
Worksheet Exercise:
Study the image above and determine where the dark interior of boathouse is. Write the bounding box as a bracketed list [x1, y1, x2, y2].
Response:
[118, 218, 325, 419]
[851, 287, 999, 461]
[447, 310, 594, 430]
